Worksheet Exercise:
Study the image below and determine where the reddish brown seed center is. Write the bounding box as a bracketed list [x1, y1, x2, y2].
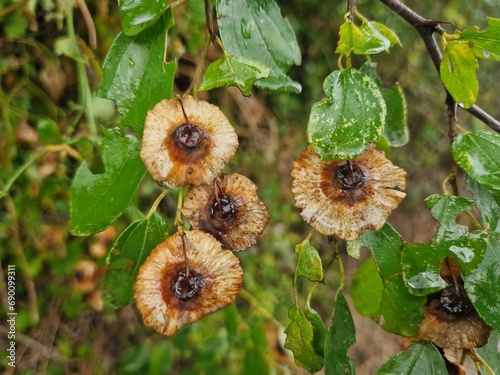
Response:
[172, 270, 204, 300]
[440, 285, 473, 316]
[335, 162, 365, 190]
[173, 123, 205, 149]
[210, 197, 236, 222]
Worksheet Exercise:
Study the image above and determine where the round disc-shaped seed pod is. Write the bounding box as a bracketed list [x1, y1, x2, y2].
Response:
[134, 230, 243, 336]
[418, 284, 492, 349]
[182, 173, 270, 251]
[291, 145, 406, 240]
[140, 96, 239, 187]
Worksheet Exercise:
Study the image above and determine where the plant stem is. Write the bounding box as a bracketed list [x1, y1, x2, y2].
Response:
[146, 189, 170, 218]
[446, 102, 459, 196]
[174, 187, 185, 234]
[239, 288, 283, 329]
[378, 0, 500, 133]
[468, 350, 496, 375]
[347, 0, 356, 21]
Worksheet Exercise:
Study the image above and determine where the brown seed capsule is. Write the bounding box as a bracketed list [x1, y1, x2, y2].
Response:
[182, 173, 270, 251]
[134, 230, 243, 336]
[140, 96, 238, 187]
[291, 145, 406, 240]
[418, 283, 492, 349]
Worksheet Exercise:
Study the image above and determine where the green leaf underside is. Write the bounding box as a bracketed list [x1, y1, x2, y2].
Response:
[295, 239, 323, 282]
[308, 68, 386, 161]
[98, 12, 176, 136]
[199, 55, 271, 96]
[464, 236, 500, 330]
[452, 131, 500, 195]
[459, 17, 500, 57]
[376, 341, 448, 375]
[118, 0, 169, 36]
[359, 62, 408, 147]
[324, 291, 356, 375]
[477, 330, 500, 374]
[215, 0, 302, 94]
[440, 41, 478, 109]
[70, 133, 146, 236]
[304, 304, 327, 357]
[349, 224, 425, 336]
[284, 303, 324, 373]
[466, 177, 500, 232]
[103, 213, 167, 308]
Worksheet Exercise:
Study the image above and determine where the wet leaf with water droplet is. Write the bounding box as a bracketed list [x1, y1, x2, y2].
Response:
[452, 131, 500, 195]
[98, 12, 175, 136]
[70, 132, 146, 236]
[103, 213, 167, 308]
[359, 62, 408, 147]
[118, 0, 170, 36]
[376, 341, 448, 375]
[307, 68, 386, 161]
[349, 224, 426, 336]
[199, 55, 271, 96]
[215, 0, 302, 94]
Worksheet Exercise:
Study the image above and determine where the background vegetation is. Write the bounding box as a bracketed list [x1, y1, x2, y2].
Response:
[1, 0, 499, 374]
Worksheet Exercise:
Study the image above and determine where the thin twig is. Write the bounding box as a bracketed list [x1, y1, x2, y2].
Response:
[76, 0, 97, 50]
[446, 102, 459, 196]
[379, 0, 500, 133]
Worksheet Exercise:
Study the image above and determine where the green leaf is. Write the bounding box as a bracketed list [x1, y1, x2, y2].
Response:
[215, 0, 302, 94]
[472, 46, 500, 61]
[376, 341, 447, 375]
[199, 55, 271, 96]
[98, 12, 176, 136]
[452, 131, 500, 195]
[295, 239, 323, 282]
[351, 258, 384, 316]
[70, 133, 146, 236]
[440, 41, 478, 109]
[425, 194, 474, 232]
[464, 236, 500, 330]
[477, 330, 500, 374]
[304, 304, 327, 357]
[336, 20, 400, 56]
[466, 176, 500, 232]
[459, 18, 500, 56]
[359, 62, 408, 147]
[307, 69, 386, 161]
[284, 303, 324, 373]
[37, 119, 63, 144]
[102, 213, 167, 308]
[335, 20, 365, 55]
[349, 224, 425, 336]
[118, 0, 169, 36]
[324, 290, 356, 375]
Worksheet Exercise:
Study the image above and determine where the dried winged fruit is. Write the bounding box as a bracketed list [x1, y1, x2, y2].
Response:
[134, 230, 243, 336]
[140, 96, 238, 187]
[182, 173, 270, 251]
[291, 146, 406, 240]
[418, 284, 492, 349]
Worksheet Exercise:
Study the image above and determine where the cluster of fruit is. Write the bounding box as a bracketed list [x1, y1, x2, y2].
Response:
[134, 96, 269, 336]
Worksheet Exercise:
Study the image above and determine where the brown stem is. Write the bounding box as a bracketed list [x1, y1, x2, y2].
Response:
[178, 96, 189, 123]
[379, 0, 500, 133]
[347, 0, 356, 21]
